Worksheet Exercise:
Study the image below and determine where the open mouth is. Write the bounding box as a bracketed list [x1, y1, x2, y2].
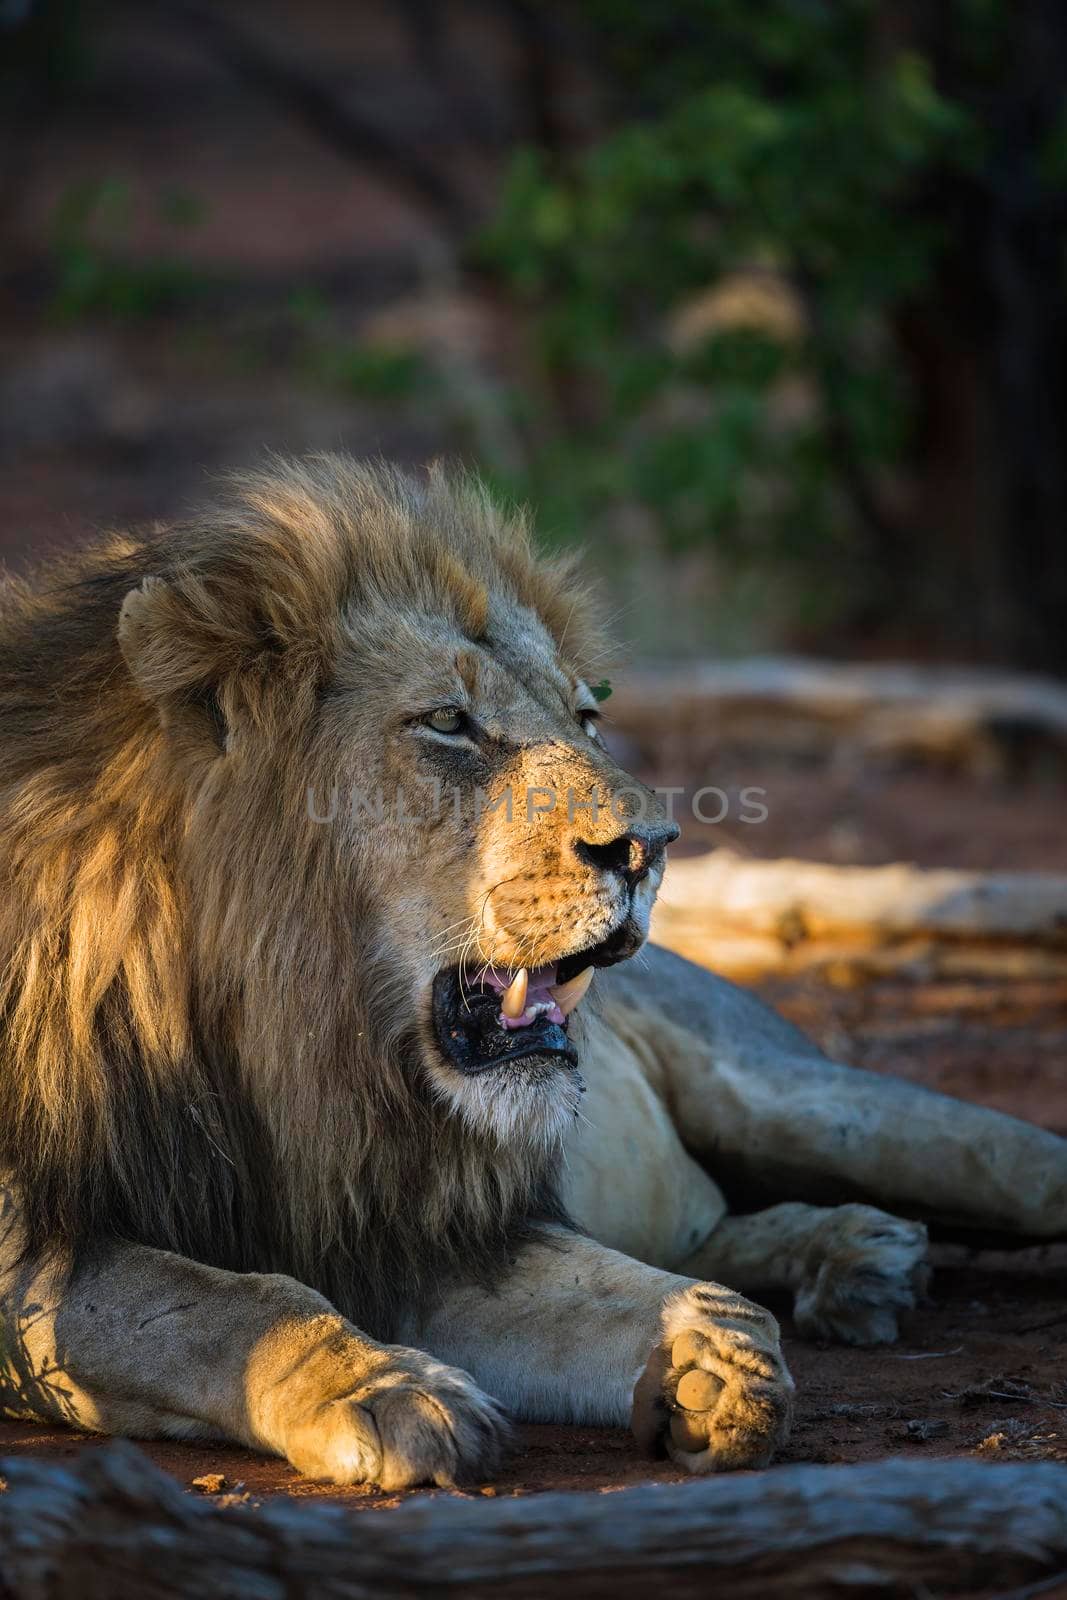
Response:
[431, 918, 643, 1076]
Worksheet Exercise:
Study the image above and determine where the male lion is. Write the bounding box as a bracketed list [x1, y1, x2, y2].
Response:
[2, 456, 1066, 1487]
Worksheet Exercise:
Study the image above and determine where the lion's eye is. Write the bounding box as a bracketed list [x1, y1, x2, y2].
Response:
[423, 706, 466, 736]
[580, 712, 601, 742]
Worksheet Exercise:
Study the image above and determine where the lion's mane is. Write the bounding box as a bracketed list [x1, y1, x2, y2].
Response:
[0, 457, 603, 1335]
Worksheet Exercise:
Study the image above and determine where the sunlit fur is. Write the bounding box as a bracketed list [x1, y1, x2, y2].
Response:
[0, 456, 608, 1337]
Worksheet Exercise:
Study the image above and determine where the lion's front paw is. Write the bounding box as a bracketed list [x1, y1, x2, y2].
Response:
[631, 1283, 794, 1473]
[793, 1204, 929, 1346]
[282, 1347, 511, 1488]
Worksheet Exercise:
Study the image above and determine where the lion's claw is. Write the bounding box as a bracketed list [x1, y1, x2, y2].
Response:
[282, 1348, 512, 1488]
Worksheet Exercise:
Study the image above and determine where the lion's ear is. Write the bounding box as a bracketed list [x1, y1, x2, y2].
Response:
[119, 576, 233, 748]
[120, 577, 208, 699]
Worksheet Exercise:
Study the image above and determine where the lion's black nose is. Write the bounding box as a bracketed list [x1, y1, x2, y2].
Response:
[574, 821, 680, 887]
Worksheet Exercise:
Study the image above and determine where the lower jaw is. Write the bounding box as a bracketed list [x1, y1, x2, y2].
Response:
[430, 919, 647, 1077]
[460, 1048, 579, 1078]
[431, 969, 579, 1076]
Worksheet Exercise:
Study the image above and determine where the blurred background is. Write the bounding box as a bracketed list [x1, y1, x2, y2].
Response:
[3, 0, 1067, 884]
[5, 1, 1067, 654]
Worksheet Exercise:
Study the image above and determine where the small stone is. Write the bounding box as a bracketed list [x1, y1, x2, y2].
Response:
[974, 1417, 1031, 1453]
[191, 1473, 228, 1494]
[905, 1418, 949, 1442]
[480, 1486, 498, 1497]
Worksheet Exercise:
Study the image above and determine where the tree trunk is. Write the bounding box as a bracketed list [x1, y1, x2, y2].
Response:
[4, 1441, 1067, 1598]
[653, 850, 1067, 979]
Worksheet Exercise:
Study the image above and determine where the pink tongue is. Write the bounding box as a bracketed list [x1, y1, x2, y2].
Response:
[480, 965, 565, 1031]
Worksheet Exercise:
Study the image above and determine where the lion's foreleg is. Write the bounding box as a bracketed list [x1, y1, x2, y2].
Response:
[0, 1187, 508, 1487]
[405, 1226, 794, 1473]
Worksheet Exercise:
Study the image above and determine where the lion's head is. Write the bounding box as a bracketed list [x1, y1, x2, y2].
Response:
[0, 456, 676, 1329]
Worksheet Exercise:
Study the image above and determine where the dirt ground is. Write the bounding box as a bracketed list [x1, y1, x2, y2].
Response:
[666, 765, 1067, 875]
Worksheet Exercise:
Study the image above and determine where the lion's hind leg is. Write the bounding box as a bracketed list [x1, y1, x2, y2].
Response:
[677, 1203, 929, 1346]
[618, 949, 1067, 1243]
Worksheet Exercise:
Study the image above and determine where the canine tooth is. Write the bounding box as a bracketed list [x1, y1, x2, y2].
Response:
[501, 968, 528, 1019]
[551, 966, 593, 1017]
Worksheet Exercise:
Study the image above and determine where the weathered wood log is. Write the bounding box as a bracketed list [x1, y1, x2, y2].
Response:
[611, 657, 1067, 774]
[3, 1441, 1067, 1598]
[652, 850, 1067, 979]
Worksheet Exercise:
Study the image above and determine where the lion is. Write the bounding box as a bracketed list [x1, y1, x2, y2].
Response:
[2, 455, 1066, 1488]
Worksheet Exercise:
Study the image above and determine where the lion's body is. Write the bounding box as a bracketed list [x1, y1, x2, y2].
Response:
[2, 456, 1066, 1486]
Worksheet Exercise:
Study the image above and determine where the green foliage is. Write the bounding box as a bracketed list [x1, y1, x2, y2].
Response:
[49, 177, 213, 321]
[305, 342, 427, 402]
[282, 289, 428, 400]
[477, 0, 983, 615]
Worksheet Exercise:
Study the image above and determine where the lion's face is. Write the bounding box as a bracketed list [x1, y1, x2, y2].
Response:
[116, 460, 677, 1151]
[313, 588, 677, 1146]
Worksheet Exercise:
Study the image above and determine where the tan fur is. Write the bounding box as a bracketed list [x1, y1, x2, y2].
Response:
[2, 454, 1066, 1486]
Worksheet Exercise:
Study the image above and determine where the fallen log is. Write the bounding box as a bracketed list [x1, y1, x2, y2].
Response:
[611, 657, 1067, 775]
[3, 1442, 1067, 1598]
[653, 850, 1067, 979]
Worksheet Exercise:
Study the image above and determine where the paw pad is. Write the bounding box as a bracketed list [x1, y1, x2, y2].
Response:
[670, 1364, 726, 1451]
